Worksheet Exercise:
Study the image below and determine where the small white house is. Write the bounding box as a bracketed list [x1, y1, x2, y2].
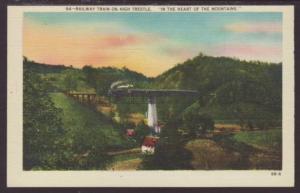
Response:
[141, 145, 155, 154]
[141, 136, 159, 154]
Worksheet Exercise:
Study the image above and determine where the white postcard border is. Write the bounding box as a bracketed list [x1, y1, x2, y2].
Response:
[7, 5, 295, 187]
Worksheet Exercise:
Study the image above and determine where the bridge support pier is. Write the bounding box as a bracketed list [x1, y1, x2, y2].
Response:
[148, 96, 160, 134]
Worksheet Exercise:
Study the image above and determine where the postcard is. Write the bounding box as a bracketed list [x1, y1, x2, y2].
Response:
[7, 5, 294, 187]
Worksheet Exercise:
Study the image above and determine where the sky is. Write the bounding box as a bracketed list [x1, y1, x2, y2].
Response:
[23, 12, 282, 77]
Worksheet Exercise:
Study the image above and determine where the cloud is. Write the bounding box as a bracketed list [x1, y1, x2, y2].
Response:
[100, 34, 158, 48]
[101, 35, 141, 47]
[224, 22, 282, 34]
[24, 14, 282, 77]
[23, 19, 187, 76]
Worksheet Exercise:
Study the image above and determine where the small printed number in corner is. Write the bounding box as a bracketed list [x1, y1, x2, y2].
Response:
[271, 172, 281, 176]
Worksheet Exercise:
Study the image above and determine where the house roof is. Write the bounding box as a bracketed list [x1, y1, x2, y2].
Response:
[142, 136, 159, 147]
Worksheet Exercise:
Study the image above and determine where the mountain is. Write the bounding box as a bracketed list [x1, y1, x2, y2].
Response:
[153, 53, 282, 127]
[23, 57, 71, 74]
[24, 53, 282, 128]
[23, 59, 150, 93]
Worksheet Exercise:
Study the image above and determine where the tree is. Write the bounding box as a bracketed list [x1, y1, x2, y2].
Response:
[23, 66, 65, 170]
[134, 121, 150, 144]
[141, 118, 193, 170]
[181, 103, 214, 137]
[63, 70, 78, 92]
[83, 65, 97, 88]
[153, 54, 282, 131]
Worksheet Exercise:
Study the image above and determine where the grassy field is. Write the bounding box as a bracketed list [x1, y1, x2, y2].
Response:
[185, 129, 282, 170]
[106, 148, 143, 170]
[233, 129, 282, 151]
[107, 158, 143, 170]
[48, 93, 282, 170]
[185, 139, 241, 170]
[50, 93, 128, 151]
[47, 93, 144, 170]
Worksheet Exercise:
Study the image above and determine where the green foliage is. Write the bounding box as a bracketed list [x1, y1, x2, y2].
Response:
[24, 61, 95, 92]
[63, 69, 78, 91]
[233, 129, 282, 151]
[118, 121, 149, 146]
[24, 53, 282, 170]
[182, 103, 214, 136]
[133, 121, 150, 144]
[81, 65, 149, 122]
[24, 55, 282, 129]
[43, 69, 94, 93]
[23, 67, 65, 170]
[141, 119, 193, 170]
[50, 93, 134, 162]
[83, 65, 149, 96]
[116, 101, 132, 121]
[210, 129, 282, 169]
[142, 102, 214, 170]
[154, 54, 282, 128]
[23, 57, 70, 74]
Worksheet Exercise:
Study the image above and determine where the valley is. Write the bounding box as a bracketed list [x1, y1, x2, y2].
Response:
[23, 53, 282, 170]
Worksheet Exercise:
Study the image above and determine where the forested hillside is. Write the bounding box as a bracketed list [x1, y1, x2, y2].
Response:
[153, 53, 282, 129]
[23, 60, 143, 170]
[24, 53, 282, 129]
[23, 53, 282, 170]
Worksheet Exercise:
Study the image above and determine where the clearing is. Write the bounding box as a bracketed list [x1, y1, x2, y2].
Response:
[185, 129, 282, 170]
